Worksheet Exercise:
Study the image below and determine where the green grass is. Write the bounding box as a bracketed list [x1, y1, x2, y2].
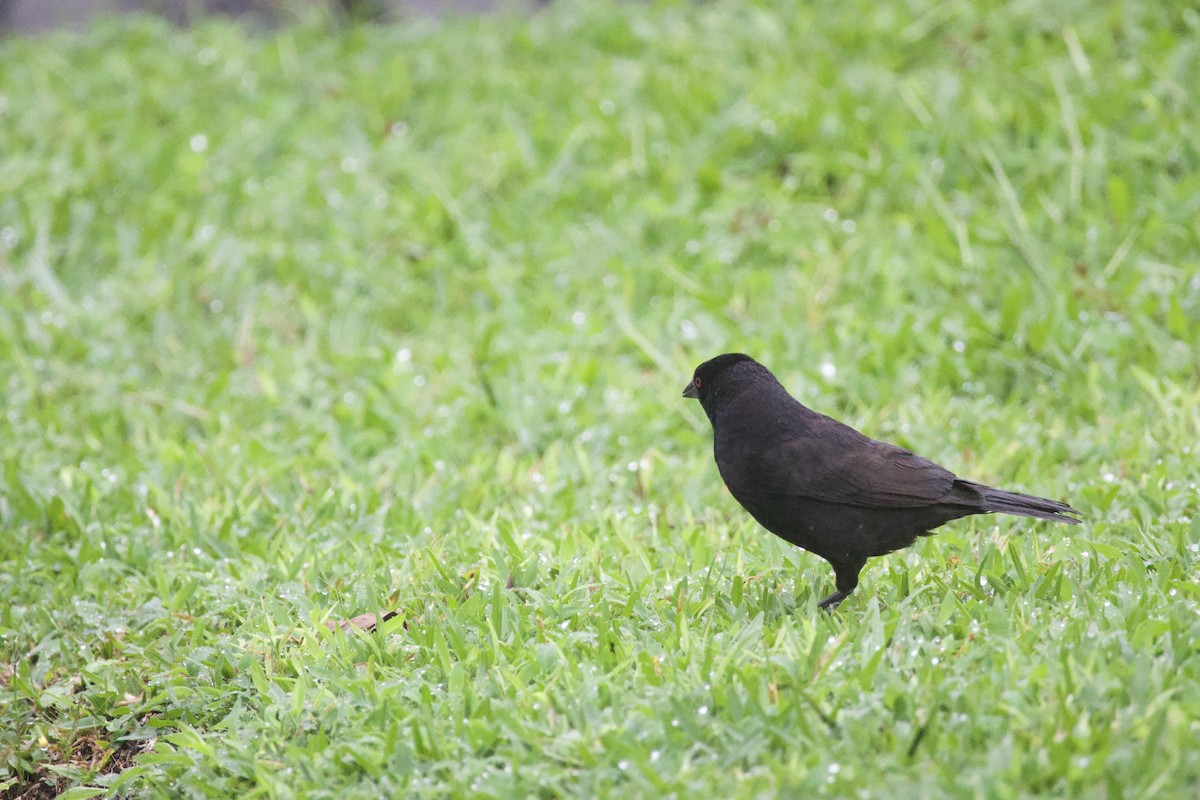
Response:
[2, 1, 1199, 797]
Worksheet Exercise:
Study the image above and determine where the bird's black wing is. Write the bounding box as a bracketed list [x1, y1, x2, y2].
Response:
[756, 431, 959, 509]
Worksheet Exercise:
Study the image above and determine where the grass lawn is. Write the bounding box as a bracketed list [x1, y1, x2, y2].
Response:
[1, 1, 1198, 797]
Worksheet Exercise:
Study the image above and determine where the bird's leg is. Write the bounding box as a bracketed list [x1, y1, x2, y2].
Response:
[817, 561, 863, 610]
[816, 589, 849, 609]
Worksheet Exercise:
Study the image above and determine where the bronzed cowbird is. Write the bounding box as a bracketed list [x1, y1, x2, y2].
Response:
[683, 353, 1081, 608]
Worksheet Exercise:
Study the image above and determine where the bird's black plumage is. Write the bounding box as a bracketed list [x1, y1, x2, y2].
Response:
[684, 354, 1081, 608]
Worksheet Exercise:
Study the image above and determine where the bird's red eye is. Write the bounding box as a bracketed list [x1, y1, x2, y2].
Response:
[694, 377, 702, 388]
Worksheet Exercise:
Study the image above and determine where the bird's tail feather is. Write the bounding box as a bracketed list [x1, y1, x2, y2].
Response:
[961, 481, 1082, 525]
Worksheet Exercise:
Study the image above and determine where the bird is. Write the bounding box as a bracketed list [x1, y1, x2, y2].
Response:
[683, 353, 1081, 609]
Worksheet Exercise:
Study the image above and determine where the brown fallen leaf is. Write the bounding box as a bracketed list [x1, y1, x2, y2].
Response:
[325, 610, 399, 633]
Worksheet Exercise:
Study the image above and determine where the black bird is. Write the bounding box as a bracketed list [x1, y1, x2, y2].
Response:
[683, 353, 1081, 608]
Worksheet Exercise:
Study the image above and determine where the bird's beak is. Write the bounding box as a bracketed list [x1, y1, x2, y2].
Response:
[682, 381, 699, 399]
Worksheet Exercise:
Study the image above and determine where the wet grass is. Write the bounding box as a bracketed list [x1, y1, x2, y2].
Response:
[1, 1, 1199, 797]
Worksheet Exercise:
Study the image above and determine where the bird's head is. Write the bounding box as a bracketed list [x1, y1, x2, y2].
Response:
[682, 353, 775, 416]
